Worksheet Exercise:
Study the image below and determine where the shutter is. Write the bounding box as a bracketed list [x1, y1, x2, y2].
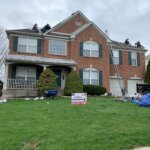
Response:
[37, 39, 42, 54]
[99, 70, 102, 86]
[36, 67, 43, 80]
[12, 65, 16, 79]
[137, 52, 140, 66]
[99, 44, 102, 58]
[80, 42, 83, 56]
[110, 50, 113, 64]
[119, 50, 122, 65]
[79, 69, 83, 81]
[128, 51, 131, 65]
[13, 36, 18, 52]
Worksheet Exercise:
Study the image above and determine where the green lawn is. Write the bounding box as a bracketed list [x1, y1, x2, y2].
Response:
[0, 97, 150, 150]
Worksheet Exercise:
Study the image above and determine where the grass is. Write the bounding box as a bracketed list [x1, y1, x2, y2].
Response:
[0, 97, 150, 150]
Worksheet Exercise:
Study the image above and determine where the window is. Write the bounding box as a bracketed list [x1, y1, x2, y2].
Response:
[83, 41, 99, 57]
[83, 68, 99, 85]
[16, 66, 36, 81]
[131, 52, 137, 66]
[112, 50, 119, 65]
[49, 39, 67, 55]
[18, 37, 37, 53]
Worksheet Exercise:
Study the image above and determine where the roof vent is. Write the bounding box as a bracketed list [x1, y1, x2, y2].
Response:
[41, 24, 51, 33]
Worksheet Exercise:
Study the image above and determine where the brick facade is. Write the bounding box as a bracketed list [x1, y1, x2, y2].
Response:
[5, 11, 146, 96]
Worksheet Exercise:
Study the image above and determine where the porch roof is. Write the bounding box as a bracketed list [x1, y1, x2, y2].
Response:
[6, 54, 77, 66]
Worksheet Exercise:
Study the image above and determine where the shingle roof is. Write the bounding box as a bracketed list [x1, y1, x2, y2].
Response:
[7, 28, 39, 34]
[111, 40, 147, 51]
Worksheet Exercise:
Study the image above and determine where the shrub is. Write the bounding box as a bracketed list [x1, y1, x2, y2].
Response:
[145, 60, 150, 83]
[83, 85, 106, 95]
[37, 68, 57, 92]
[64, 70, 83, 95]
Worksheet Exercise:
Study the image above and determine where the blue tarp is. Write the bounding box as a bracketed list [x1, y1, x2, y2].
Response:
[131, 93, 150, 107]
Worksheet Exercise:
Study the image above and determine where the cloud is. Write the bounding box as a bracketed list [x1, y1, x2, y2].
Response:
[1, 0, 150, 52]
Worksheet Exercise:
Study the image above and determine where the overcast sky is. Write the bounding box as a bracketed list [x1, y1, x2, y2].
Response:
[1, 0, 150, 54]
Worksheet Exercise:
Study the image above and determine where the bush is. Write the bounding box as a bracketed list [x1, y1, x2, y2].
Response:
[37, 68, 57, 93]
[83, 85, 106, 95]
[145, 60, 150, 83]
[64, 70, 83, 96]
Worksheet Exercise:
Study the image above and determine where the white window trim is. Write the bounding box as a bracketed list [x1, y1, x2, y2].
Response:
[16, 66, 36, 80]
[18, 37, 37, 54]
[49, 39, 67, 56]
[112, 50, 119, 65]
[131, 52, 137, 66]
[83, 68, 99, 85]
[83, 41, 99, 58]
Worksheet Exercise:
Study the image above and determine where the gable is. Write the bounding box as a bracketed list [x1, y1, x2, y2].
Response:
[71, 23, 110, 42]
[50, 11, 90, 34]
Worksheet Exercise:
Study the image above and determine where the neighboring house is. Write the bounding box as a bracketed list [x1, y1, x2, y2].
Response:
[3, 11, 147, 97]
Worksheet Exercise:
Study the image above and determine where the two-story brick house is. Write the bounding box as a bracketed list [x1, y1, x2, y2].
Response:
[3, 11, 147, 97]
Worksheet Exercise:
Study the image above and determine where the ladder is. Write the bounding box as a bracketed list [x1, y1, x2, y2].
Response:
[109, 41, 125, 96]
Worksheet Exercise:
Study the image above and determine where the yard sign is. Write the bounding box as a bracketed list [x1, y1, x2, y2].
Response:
[71, 93, 87, 105]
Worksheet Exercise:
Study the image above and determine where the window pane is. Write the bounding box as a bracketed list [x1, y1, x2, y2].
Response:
[83, 79, 90, 85]
[28, 39, 37, 53]
[18, 45, 27, 52]
[91, 79, 99, 85]
[18, 38, 27, 52]
[49, 40, 66, 55]
[112, 51, 119, 65]
[131, 52, 137, 59]
[113, 51, 119, 57]
[83, 41, 99, 57]
[16, 67, 26, 77]
[131, 52, 137, 66]
[83, 70, 90, 85]
[27, 67, 36, 77]
[132, 59, 137, 66]
[18, 38, 27, 45]
[28, 45, 37, 53]
[113, 57, 119, 65]
[83, 69, 99, 85]
[91, 50, 98, 57]
[91, 71, 98, 79]
[83, 50, 90, 56]
[16, 67, 36, 80]
[18, 38, 37, 53]
[28, 39, 37, 46]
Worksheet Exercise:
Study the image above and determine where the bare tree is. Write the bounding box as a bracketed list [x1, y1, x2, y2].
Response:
[0, 27, 9, 81]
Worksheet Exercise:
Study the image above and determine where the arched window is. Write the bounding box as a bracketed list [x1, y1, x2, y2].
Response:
[83, 68, 99, 85]
[83, 41, 99, 57]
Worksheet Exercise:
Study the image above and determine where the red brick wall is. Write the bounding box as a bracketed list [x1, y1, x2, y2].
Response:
[7, 13, 146, 93]
[110, 51, 145, 88]
[54, 14, 88, 33]
[70, 25, 110, 90]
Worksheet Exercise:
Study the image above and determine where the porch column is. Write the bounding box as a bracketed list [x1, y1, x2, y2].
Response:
[3, 62, 8, 90]
[39, 64, 49, 71]
[43, 65, 47, 70]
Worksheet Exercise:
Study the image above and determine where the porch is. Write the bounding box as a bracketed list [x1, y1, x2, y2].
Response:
[3, 55, 76, 97]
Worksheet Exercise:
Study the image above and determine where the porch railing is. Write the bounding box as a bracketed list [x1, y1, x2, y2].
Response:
[7, 79, 37, 89]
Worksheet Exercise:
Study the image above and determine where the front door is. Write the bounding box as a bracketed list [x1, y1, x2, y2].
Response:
[53, 69, 61, 88]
